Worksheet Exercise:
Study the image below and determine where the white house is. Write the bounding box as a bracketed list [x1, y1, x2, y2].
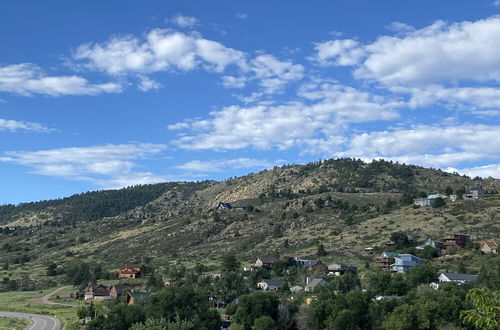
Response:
[438, 272, 477, 284]
[257, 279, 284, 291]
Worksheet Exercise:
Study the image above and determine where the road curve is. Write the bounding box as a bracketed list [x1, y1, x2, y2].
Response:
[0, 311, 61, 330]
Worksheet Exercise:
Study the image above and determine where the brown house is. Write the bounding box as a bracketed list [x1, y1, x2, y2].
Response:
[118, 264, 142, 279]
[443, 234, 469, 250]
[108, 284, 144, 299]
[480, 239, 499, 254]
[84, 284, 111, 301]
[296, 258, 329, 273]
[376, 252, 400, 268]
[254, 256, 277, 269]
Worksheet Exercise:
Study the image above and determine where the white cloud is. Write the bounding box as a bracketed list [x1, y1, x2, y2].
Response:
[171, 83, 399, 151]
[250, 54, 304, 94]
[0, 143, 167, 187]
[0, 118, 53, 133]
[176, 158, 274, 173]
[167, 122, 190, 130]
[312, 39, 365, 66]
[221, 75, 247, 88]
[399, 85, 500, 110]
[386, 22, 415, 33]
[354, 16, 500, 86]
[236, 13, 248, 19]
[446, 163, 500, 178]
[138, 76, 162, 91]
[0, 63, 121, 96]
[168, 14, 199, 28]
[74, 29, 247, 76]
[340, 124, 500, 171]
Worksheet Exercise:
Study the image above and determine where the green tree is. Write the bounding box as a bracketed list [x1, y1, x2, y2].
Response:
[254, 316, 276, 330]
[406, 264, 437, 288]
[317, 244, 327, 256]
[460, 288, 500, 330]
[131, 317, 194, 330]
[233, 292, 280, 330]
[222, 254, 240, 273]
[390, 232, 410, 247]
[444, 186, 453, 195]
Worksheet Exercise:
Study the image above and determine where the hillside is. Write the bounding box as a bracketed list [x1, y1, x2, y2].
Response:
[1, 158, 499, 281]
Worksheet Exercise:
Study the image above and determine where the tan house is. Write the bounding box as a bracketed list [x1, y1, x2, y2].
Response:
[118, 264, 142, 279]
[480, 240, 499, 254]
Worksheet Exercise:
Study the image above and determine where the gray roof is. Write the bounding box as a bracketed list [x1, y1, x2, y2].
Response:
[257, 256, 277, 264]
[305, 278, 327, 289]
[440, 273, 477, 281]
[259, 279, 284, 287]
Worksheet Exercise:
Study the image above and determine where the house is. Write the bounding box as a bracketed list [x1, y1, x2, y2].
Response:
[216, 202, 232, 210]
[257, 279, 284, 291]
[423, 238, 444, 249]
[254, 256, 277, 269]
[376, 252, 400, 269]
[391, 254, 424, 273]
[118, 264, 142, 279]
[295, 258, 329, 273]
[83, 284, 111, 301]
[126, 291, 151, 305]
[327, 263, 357, 276]
[202, 273, 222, 280]
[463, 187, 485, 199]
[414, 198, 436, 207]
[480, 239, 499, 254]
[108, 284, 143, 299]
[304, 278, 327, 292]
[438, 272, 477, 284]
[443, 234, 469, 250]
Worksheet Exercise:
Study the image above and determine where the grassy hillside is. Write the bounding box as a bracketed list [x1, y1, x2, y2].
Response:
[0, 158, 499, 282]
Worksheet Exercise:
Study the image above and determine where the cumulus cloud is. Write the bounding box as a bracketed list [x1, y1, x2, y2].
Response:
[73, 29, 247, 76]
[0, 118, 53, 133]
[176, 158, 275, 172]
[0, 63, 121, 96]
[168, 14, 199, 28]
[221, 75, 247, 88]
[340, 124, 500, 172]
[0, 143, 167, 187]
[355, 16, 500, 86]
[250, 54, 304, 93]
[312, 39, 365, 66]
[171, 83, 399, 151]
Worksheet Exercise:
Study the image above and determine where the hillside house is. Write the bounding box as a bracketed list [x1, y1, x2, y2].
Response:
[109, 284, 143, 299]
[463, 187, 485, 199]
[118, 265, 142, 279]
[414, 198, 436, 207]
[254, 256, 277, 269]
[295, 258, 329, 273]
[304, 278, 327, 292]
[84, 284, 111, 301]
[391, 254, 424, 273]
[257, 279, 284, 291]
[423, 238, 444, 249]
[216, 202, 232, 210]
[480, 239, 499, 254]
[443, 234, 469, 250]
[439, 272, 477, 284]
[376, 252, 400, 269]
[428, 193, 447, 199]
[126, 291, 151, 305]
[327, 263, 357, 276]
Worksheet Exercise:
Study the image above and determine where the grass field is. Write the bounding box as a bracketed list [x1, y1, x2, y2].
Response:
[0, 288, 81, 330]
[0, 316, 31, 330]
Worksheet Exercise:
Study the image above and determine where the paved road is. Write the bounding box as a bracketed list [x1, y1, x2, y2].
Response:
[0, 311, 61, 330]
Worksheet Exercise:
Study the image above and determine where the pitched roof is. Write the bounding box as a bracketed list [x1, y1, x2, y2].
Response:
[305, 278, 326, 289]
[440, 273, 477, 282]
[382, 252, 400, 258]
[259, 279, 284, 287]
[257, 256, 276, 264]
[297, 259, 322, 267]
[128, 291, 151, 302]
[482, 239, 499, 249]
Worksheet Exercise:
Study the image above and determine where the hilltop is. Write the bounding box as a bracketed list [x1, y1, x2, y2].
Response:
[1, 158, 499, 280]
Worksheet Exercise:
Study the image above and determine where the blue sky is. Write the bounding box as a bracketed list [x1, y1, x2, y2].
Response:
[1, 0, 500, 204]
